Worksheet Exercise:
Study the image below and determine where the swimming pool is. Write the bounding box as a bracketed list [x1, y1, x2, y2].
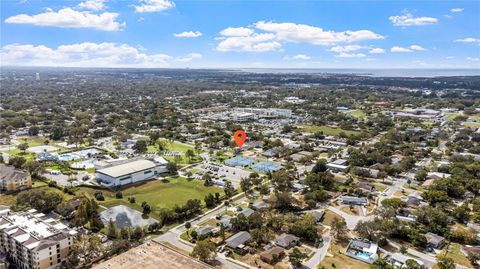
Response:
[355, 252, 370, 261]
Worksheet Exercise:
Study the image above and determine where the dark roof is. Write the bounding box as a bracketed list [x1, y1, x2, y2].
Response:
[226, 231, 250, 248]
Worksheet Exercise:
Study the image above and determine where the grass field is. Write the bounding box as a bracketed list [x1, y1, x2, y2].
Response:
[300, 125, 360, 137]
[346, 110, 367, 119]
[147, 139, 200, 164]
[76, 177, 222, 220]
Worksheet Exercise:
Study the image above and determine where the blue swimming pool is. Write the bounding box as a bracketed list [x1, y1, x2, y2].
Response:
[355, 252, 370, 260]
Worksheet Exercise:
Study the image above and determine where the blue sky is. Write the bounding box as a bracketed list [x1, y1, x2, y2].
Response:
[1, 0, 479, 68]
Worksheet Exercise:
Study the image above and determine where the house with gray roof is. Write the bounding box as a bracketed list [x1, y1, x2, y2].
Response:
[226, 231, 251, 249]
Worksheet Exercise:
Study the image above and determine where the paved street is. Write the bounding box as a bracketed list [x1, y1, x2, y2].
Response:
[327, 205, 374, 230]
[303, 233, 332, 269]
[155, 193, 252, 269]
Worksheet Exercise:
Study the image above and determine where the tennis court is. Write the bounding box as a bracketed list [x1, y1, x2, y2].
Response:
[224, 156, 254, 167]
[251, 162, 282, 172]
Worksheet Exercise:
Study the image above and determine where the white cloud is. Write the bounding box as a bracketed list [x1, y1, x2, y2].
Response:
[4, 8, 124, 31]
[254, 21, 384, 45]
[217, 33, 282, 52]
[0, 42, 185, 67]
[445, 56, 455, 59]
[335, 52, 366, 58]
[389, 11, 438, 26]
[328, 45, 364, 52]
[409, 44, 426, 51]
[134, 0, 175, 13]
[391, 46, 412, 53]
[216, 21, 383, 52]
[176, 52, 202, 62]
[467, 57, 479, 61]
[450, 8, 464, 13]
[455, 37, 480, 43]
[369, 48, 385, 54]
[174, 31, 202, 38]
[287, 54, 311, 60]
[390, 45, 426, 52]
[78, 0, 106, 11]
[220, 27, 254, 37]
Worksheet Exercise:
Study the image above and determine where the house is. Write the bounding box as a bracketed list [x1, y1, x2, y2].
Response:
[259, 247, 285, 264]
[425, 232, 445, 249]
[427, 172, 451, 179]
[274, 233, 300, 249]
[0, 163, 31, 192]
[307, 210, 325, 223]
[225, 231, 251, 252]
[251, 201, 269, 210]
[238, 208, 255, 218]
[395, 215, 416, 223]
[461, 245, 480, 258]
[345, 238, 378, 264]
[219, 216, 232, 229]
[340, 196, 368, 206]
[389, 253, 424, 268]
[421, 179, 435, 189]
[196, 225, 216, 237]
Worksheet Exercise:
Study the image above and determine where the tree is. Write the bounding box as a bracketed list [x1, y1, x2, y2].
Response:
[240, 178, 252, 195]
[166, 162, 178, 175]
[133, 140, 148, 153]
[70, 235, 103, 266]
[289, 247, 307, 268]
[437, 256, 455, 269]
[331, 217, 348, 241]
[191, 240, 216, 261]
[312, 159, 328, 173]
[224, 180, 235, 198]
[204, 193, 215, 208]
[18, 142, 28, 154]
[185, 149, 195, 163]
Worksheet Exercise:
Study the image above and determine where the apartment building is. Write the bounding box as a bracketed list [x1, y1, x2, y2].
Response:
[0, 164, 31, 193]
[0, 209, 77, 269]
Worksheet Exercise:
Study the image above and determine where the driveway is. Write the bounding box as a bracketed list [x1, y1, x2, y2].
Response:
[327, 206, 374, 230]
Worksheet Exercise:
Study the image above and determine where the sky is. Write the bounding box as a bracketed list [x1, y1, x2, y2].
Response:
[1, 0, 479, 69]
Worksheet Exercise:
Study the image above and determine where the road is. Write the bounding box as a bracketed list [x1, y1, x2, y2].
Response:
[302, 233, 332, 269]
[327, 206, 374, 230]
[155, 193, 252, 269]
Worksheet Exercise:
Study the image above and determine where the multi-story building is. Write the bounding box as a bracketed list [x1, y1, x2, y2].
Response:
[0, 209, 77, 269]
[0, 164, 31, 193]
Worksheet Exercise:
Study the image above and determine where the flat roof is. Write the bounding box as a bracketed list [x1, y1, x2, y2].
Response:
[96, 159, 156, 178]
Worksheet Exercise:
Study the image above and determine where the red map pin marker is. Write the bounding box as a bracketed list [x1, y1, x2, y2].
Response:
[234, 130, 247, 148]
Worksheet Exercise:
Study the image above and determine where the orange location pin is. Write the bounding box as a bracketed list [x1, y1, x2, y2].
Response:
[234, 130, 247, 148]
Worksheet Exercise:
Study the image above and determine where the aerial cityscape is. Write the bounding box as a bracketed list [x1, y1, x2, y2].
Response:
[1, 1, 480, 269]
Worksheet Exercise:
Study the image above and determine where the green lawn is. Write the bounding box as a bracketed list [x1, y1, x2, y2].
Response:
[76, 177, 222, 220]
[147, 139, 200, 164]
[346, 110, 367, 119]
[300, 125, 360, 137]
[0, 180, 73, 207]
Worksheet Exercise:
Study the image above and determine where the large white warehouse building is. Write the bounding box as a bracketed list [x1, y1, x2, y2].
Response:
[96, 158, 168, 187]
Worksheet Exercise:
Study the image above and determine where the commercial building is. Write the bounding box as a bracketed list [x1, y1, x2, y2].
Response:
[0, 209, 77, 269]
[96, 158, 168, 188]
[0, 164, 31, 193]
